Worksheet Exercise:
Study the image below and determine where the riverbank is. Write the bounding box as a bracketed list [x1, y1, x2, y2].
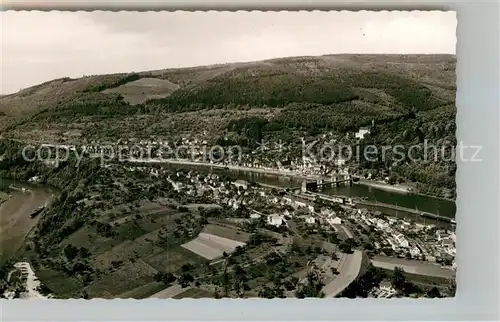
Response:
[128, 158, 321, 180]
[0, 190, 11, 206]
[126, 159, 455, 205]
[0, 184, 54, 262]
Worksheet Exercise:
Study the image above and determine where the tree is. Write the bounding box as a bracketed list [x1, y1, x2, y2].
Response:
[295, 271, 325, 298]
[63, 244, 79, 261]
[181, 263, 194, 272]
[179, 272, 194, 288]
[81, 290, 89, 299]
[426, 286, 442, 298]
[339, 238, 355, 254]
[154, 271, 177, 284]
[391, 267, 407, 291]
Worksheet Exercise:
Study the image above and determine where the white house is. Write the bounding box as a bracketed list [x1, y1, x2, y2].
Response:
[355, 126, 371, 139]
[387, 217, 397, 224]
[330, 216, 342, 225]
[321, 208, 332, 217]
[250, 213, 261, 220]
[400, 221, 411, 230]
[426, 255, 436, 262]
[377, 219, 389, 230]
[308, 205, 315, 213]
[450, 232, 456, 243]
[335, 157, 347, 167]
[305, 216, 316, 224]
[441, 237, 454, 248]
[294, 199, 307, 208]
[393, 233, 409, 248]
[232, 180, 249, 190]
[387, 238, 399, 251]
[410, 246, 421, 257]
[267, 214, 284, 227]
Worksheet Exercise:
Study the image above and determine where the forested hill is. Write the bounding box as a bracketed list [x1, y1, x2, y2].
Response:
[1, 54, 455, 140]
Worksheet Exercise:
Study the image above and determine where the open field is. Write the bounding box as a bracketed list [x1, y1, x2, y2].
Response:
[101, 77, 180, 105]
[202, 224, 250, 243]
[172, 287, 214, 299]
[148, 284, 187, 299]
[85, 260, 158, 298]
[181, 233, 246, 260]
[116, 281, 167, 299]
[371, 255, 455, 279]
[35, 269, 83, 299]
[143, 246, 206, 272]
[93, 238, 165, 270]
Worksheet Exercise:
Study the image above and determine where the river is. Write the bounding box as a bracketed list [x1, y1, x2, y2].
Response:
[159, 163, 456, 220]
[0, 180, 55, 262]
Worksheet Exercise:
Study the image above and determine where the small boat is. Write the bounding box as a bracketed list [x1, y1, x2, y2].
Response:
[29, 205, 45, 218]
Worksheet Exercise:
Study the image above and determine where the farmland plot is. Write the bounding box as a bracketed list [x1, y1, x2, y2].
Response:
[58, 226, 122, 255]
[94, 238, 165, 270]
[101, 78, 180, 105]
[202, 224, 250, 242]
[36, 268, 83, 299]
[181, 233, 246, 260]
[143, 246, 205, 273]
[85, 260, 158, 298]
[173, 287, 214, 299]
[116, 281, 166, 299]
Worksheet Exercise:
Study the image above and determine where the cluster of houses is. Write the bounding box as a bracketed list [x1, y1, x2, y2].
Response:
[346, 207, 455, 264]
[122, 165, 455, 268]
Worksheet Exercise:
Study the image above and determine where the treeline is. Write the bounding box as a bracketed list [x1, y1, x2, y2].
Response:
[83, 73, 141, 93]
[344, 72, 447, 112]
[147, 74, 360, 111]
[31, 94, 148, 121]
[144, 70, 448, 115]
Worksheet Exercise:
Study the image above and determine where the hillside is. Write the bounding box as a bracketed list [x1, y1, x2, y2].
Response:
[0, 54, 455, 143]
[0, 54, 457, 196]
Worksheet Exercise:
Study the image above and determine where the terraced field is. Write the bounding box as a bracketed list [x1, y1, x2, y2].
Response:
[30, 201, 207, 298]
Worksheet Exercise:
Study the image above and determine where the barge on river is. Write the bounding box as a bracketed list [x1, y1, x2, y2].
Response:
[29, 205, 45, 218]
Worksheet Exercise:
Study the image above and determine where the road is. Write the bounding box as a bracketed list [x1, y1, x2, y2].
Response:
[370, 255, 455, 279]
[321, 250, 363, 297]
